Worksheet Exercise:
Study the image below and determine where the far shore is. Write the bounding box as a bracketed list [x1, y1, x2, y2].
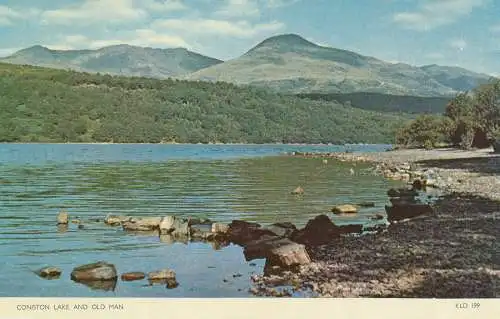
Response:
[0, 142, 389, 146]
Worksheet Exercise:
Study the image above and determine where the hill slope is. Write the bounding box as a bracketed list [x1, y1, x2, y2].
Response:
[186, 34, 492, 97]
[0, 44, 223, 78]
[296, 92, 452, 114]
[0, 63, 410, 144]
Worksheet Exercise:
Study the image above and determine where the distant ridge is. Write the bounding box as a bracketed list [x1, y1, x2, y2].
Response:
[1, 33, 494, 97]
[186, 33, 493, 97]
[0, 44, 223, 78]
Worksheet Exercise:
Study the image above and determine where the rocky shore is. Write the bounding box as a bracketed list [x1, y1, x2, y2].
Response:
[247, 148, 498, 297]
[37, 147, 499, 298]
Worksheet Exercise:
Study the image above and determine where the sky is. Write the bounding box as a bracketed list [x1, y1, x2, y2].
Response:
[0, 0, 499, 75]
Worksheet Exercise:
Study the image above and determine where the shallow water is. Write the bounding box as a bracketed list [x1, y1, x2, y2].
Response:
[0, 143, 401, 297]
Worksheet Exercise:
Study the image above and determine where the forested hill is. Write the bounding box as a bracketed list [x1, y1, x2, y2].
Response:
[296, 92, 452, 114]
[0, 63, 411, 144]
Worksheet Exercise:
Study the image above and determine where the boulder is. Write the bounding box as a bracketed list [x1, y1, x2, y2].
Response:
[104, 214, 130, 226]
[159, 216, 189, 236]
[267, 242, 311, 267]
[291, 186, 304, 195]
[70, 262, 117, 282]
[227, 220, 277, 247]
[190, 224, 212, 240]
[211, 222, 230, 234]
[243, 237, 298, 261]
[148, 269, 176, 281]
[123, 217, 162, 231]
[36, 266, 62, 279]
[331, 204, 358, 214]
[57, 210, 69, 225]
[291, 214, 340, 246]
[385, 204, 434, 222]
[264, 222, 297, 238]
[121, 272, 146, 281]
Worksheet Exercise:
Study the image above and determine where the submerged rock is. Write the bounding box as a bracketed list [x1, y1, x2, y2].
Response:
[123, 217, 162, 232]
[159, 215, 189, 236]
[36, 266, 62, 279]
[331, 204, 358, 214]
[104, 214, 130, 226]
[57, 210, 69, 225]
[70, 261, 117, 282]
[291, 186, 304, 195]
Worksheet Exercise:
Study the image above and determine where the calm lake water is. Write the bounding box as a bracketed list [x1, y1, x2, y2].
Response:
[0, 143, 402, 297]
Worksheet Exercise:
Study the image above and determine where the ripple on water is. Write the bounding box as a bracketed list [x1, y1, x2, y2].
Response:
[0, 144, 400, 297]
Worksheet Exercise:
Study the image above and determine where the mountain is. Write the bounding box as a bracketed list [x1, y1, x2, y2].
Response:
[2, 34, 493, 97]
[0, 44, 223, 78]
[185, 34, 492, 97]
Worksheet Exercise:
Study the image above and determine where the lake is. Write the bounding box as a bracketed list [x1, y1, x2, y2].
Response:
[0, 143, 402, 297]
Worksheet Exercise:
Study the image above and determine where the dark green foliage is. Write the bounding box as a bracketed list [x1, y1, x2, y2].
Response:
[0, 63, 408, 144]
[395, 78, 500, 149]
[295, 92, 451, 114]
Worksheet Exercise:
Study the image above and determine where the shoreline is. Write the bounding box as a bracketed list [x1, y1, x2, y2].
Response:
[251, 147, 499, 297]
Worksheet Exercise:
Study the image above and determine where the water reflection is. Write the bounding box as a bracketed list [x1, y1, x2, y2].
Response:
[73, 279, 117, 292]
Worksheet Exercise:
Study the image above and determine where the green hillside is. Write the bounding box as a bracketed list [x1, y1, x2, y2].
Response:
[296, 92, 452, 114]
[0, 63, 411, 144]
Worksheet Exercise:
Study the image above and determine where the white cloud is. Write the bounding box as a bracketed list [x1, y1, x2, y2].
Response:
[490, 24, 500, 33]
[393, 0, 488, 31]
[0, 47, 21, 57]
[142, 0, 187, 12]
[0, 5, 21, 26]
[153, 18, 284, 38]
[214, 0, 260, 18]
[263, 0, 300, 8]
[40, 0, 148, 26]
[51, 30, 190, 50]
[0, 5, 39, 26]
[449, 38, 467, 50]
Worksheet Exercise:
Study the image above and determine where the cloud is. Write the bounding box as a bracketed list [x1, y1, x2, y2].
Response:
[0, 5, 39, 26]
[393, 0, 488, 31]
[0, 47, 22, 57]
[143, 0, 187, 12]
[449, 38, 467, 50]
[490, 24, 500, 33]
[0, 5, 21, 26]
[263, 0, 300, 8]
[214, 0, 260, 18]
[51, 30, 190, 50]
[40, 0, 148, 26]
[153, 18, 285, 38]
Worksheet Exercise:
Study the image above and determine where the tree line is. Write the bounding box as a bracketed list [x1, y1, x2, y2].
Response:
[0, 63, 409, 144]
[395, 78, 500, 150]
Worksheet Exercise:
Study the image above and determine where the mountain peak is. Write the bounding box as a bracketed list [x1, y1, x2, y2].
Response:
[248, 33, 317, 52]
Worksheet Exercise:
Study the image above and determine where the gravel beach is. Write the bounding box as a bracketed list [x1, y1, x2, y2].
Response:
[250, 148, 499, 298]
